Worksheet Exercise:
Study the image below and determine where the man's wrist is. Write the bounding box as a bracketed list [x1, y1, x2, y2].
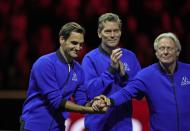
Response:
[108, 66, 118, 75]
[109, 98, 115, 107]
[121, 73, 129, 81]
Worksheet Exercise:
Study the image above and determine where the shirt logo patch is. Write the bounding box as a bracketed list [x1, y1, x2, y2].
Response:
[181, 76, 190, 86]
[123, 62, 130, 71]
[72, 72, 78, 81]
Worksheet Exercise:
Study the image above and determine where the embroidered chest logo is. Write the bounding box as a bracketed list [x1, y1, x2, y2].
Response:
[72, 72, 78, 81]
[181, 76, 190, 86]
[123, 62, 130, 71]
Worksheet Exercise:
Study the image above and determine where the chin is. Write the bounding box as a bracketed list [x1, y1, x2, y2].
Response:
[108, 44, 118, 48]
[72, 55, 79, 58]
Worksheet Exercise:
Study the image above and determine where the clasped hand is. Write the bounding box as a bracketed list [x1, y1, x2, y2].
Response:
[110, 48, 125, 76]
[90, 95, 111, 113]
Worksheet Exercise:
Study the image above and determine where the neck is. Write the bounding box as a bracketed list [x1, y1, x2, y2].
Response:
[59, 48, 72, 63]
[101, 43, 116, 54]
[160, 62, 176, 74]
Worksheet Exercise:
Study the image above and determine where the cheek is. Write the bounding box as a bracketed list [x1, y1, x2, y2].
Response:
[155, 52, 159, 58]
[116, 32, 121, 37]
[102, 35, 109, 40]
[62, 45, 70, 52]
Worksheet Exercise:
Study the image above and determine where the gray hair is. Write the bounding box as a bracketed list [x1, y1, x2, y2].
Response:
[98, 13, 122, 33]
[154, 32, 181, 51]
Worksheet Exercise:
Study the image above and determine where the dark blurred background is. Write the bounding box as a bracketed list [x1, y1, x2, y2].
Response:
[0, 0, 190, 130]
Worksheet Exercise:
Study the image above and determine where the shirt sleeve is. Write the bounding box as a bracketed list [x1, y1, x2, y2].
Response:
[109, 79, 146, 106]
[118, 52, 141, 86]
[33, 57, 63, 109]
[73, 69, 88, 105]
[82, 55, 115, 99]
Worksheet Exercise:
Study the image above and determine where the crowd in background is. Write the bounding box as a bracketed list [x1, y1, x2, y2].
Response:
[0, 0, 190, 89]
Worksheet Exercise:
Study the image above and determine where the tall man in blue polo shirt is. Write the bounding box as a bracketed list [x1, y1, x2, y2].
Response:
[82, 13, 141, 131]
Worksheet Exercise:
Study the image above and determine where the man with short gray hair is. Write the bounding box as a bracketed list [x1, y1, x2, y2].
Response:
[98, 32, 190, 131]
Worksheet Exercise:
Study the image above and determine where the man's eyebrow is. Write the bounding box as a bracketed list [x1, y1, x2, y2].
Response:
[71, 41, 84, 45]
[71, 41, 79, 44]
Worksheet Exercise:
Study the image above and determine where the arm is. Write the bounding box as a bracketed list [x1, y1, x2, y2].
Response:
[82, 55, 116, 99]
[59, 99, 106, 114]
[117, 51, 141, 86]
[65, 68, 107, 113]
[81, 48, 126, 99]
[91, 79, 145, 109]
[34, 57, 106, 114]
[33, 58, 64, 109]
[109, 79, 145, 106]
[73, 69, 88, 106]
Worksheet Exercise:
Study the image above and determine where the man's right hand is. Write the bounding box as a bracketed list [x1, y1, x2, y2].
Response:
[91, 95, 111, 112]
[110, 48, 123, 70]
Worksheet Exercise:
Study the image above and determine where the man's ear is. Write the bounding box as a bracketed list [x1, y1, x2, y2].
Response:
[176, 50, 180, 57]
[155, 51, 158, 59]
[59, 36, 65, 45]
[98, 31, 101, 38]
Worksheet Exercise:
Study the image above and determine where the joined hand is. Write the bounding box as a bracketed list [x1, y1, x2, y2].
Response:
[91, 95, 111, 112]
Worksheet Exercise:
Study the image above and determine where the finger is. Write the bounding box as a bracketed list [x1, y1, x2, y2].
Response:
[98, 95, 107, 101]
[94, 95, 104, 100]
[111, 48, 122, 57]
[111, 51, 122, 62]
[114, 53, 122, 61]
[119, 61, 125, 76]
[119, 61, 124, 67]
[92, 101, 100, 111]
[97, 95, 110, 106]
[102, 106, 109, 112]
[92, 105, 100, 111]
[104, 98, 111, 106]
[112, 48, 122, 54]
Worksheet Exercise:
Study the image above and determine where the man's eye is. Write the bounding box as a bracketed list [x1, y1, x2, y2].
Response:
[105, 30, 111, 33]
[159, 47, 165, 50]
[114, 29, 120, 33]
[71, 41, 78, 45]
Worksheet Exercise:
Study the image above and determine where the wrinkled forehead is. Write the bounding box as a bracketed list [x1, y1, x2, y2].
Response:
[102, 21, 120, 29]
[158, 37, 176, 47]
[67, 32, 84, 42]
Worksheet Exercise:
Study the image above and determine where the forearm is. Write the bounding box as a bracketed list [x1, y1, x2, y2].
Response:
[109, 81, 143, 106]
[109, 88, 132, 106]
[60, 99, 100, 114]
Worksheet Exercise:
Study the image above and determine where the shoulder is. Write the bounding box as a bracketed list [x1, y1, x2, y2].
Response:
[137, 63, 158, 76]
[33, 52, 56, 69]
[178, 61, 190, 70]
[82, 48, 100, 62]
[121, 48, 136, 57]
[84, 48, 99, 57]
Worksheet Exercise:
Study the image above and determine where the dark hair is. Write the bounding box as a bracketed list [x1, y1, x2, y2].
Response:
[59, 22, 85, 40]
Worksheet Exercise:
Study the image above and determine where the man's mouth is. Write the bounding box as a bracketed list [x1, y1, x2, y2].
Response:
[73, 51, 79, 55]
[108, 40, 117, 43]
[162, 57, 170, 60]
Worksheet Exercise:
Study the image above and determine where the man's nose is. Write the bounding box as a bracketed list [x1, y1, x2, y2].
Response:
[163, 48, 169, 53]
[111, 31, 115, 37]
[75, 44, 82, 50]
